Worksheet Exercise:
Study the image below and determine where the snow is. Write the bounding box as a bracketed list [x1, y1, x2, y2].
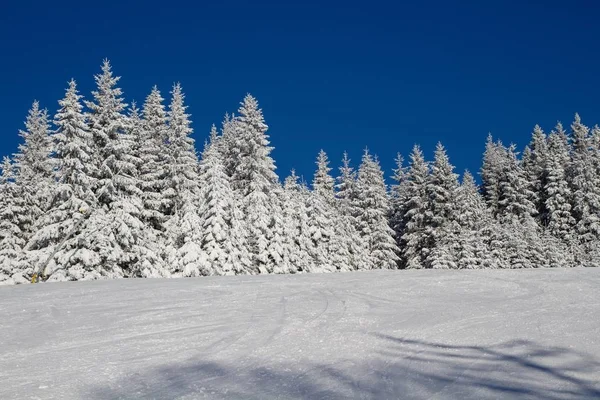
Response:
[1, 268, 599, 399]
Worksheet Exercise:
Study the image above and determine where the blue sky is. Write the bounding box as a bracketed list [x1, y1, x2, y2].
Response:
[1, 0, 599, 183]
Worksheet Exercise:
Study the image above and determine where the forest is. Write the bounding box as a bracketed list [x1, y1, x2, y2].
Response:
[1, 60, 599, 285]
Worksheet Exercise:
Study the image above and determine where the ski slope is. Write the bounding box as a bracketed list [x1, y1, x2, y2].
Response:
[1, 268, 599, 399]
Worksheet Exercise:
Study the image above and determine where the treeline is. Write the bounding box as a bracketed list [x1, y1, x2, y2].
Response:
[0, 60, 598, 284]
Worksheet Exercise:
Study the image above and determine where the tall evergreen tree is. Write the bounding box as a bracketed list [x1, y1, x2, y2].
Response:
[425, 143, 460, 269]
[568, 114, 600, 250]
[307, 151, 337, 271]
[26, 79, 110, 281]
[480, 134, 503, 215]
[231, 95, 281, 273]
[191, 136, 251, 276]
[283, 171, 314, 273]
[84, 59, 128, 203]
[400, 146, 430, 269]
[522, 125, 548, 219]
[455, 171, 489, 269]
[139, 86, 169, 230]
[355, 149, 399, 269]
[0, 157, 28, 284]
[544, 127, 575, 241]
[13, 101, 54, 241]
[497, 144, 537, 223]
[164, 83, 200, 217]
[389, 153, 408, 252]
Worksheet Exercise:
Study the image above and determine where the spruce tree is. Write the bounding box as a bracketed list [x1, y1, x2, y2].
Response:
[335, 152, 369, 270]
[355, 149, 399, 269]
[26, 79, 110, 281]
[425, 142, 460, 269]
[389, 153, 408, 252]
[0, 157, 28, 284]
[13, 101, 54, 242]
[164, 83, 200, 216]
[569, 114, 600, 251]
[283, 171, 314, 273]
[522, 125, 548, 219]
[455, 171, 489, 269]
[308, 150, 337, 271]
[480, 134, 503, 215]
[400, 146, 430, 269]
[544, 127, 575, 242]
[139, 86, 169, 230]
[192, 137, 251, 276]
[231, 95, 281, 273]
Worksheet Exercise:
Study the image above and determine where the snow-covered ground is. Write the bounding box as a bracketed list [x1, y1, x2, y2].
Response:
[1, 268, 599, 400]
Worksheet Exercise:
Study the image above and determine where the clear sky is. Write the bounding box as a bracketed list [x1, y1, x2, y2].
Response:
[1, 0, 599, 183]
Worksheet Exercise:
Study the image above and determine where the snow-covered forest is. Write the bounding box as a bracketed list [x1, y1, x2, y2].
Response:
[1, 60, 599, 285]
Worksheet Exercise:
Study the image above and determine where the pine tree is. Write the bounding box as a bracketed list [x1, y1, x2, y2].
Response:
[190, 138, 251, 276]
[231, 95, 281, 273]
[313, 150, 336, 203]
[400, 146, 430, 269]
[480, 134, 503, 215]
[164, 83, 200, 216]
[13, 101, 54, 241]
[139, 86, 169, 230]
[307, 150, 337, 271]
[454, 171, 489, 269]
[497, 144, 538, 223]
[522, 125, 548, 219]
[26, 79, 110, 281]
[283, 171, 314, 273]
[568, 114, 600, 252]
[0, 157, 28, 284]
[85, 63, 164, 277]
[389, 153, 408, 251]
[355, 149, 399, 269]
[544, 127, 575, 241]
[84, 59, 128, 203]
[425, 143, 460, 269]
[334, 152, 369, 270]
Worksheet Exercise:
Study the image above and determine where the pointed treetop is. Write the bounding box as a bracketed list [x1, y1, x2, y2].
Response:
[284, 169, 300, 191]
[313, 149, 335, 197]
[1, 156, 13, 182]
[209, 124, 219, 143]
[462, 169, 476, 187]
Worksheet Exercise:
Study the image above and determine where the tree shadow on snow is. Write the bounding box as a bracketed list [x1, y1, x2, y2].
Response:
[87, 335, 600, 399]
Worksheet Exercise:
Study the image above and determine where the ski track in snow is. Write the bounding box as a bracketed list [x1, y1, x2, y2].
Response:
[1, 268, 600, 400]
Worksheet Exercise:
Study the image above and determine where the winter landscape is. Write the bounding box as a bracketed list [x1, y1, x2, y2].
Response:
[3, 2, 600, 399]
[1, 61, 600, 399]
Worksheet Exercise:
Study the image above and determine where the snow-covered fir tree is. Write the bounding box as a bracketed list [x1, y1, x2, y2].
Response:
[184, 133, 251, 276]
[425, 143, 460, 269]
[400, 146, 430, 269]
[230, 95, 282, 273]
[497, 144, 538, 223]
[389, 153, 409, 251]
[522, 125, 548, 219]
[12, 101, 54, 242]
[307, 151, 337, 272]
[26, 79, 108, 281]
[139, 86, 170, 231]
[568, 114, 600, 257]
[164, 83, 200, 217]
[0, 157, 29, 284]
[544, 125, 575, 242]
[355, 149, 399, 269]
[283, 171, 315, 273]
[85, 62, 165, 278]
[480, 134, 503, 215]
[454, 171, 490, 269]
